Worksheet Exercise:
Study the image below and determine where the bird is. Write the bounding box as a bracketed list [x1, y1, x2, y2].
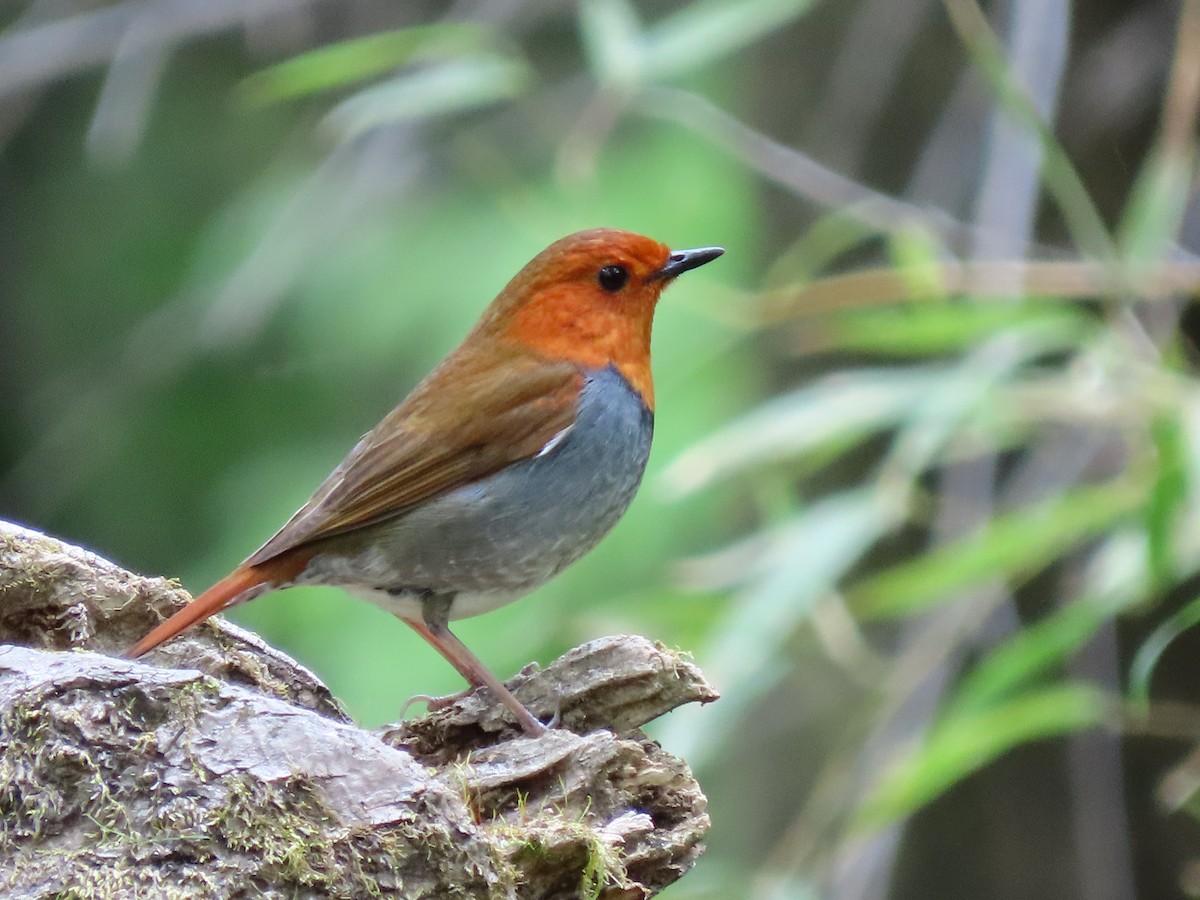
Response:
[128, 228, 724, 736]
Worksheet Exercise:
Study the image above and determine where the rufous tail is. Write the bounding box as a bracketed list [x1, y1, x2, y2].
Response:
[127, 555, 302, 658]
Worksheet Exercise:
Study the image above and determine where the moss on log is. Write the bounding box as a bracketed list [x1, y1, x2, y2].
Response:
[0, 521, 718, 898]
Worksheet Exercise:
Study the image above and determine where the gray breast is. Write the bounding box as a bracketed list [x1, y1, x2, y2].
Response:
[303, 365, 653, 600]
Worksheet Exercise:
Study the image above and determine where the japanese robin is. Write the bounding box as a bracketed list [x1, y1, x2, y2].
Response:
[128, 228, 724, 735]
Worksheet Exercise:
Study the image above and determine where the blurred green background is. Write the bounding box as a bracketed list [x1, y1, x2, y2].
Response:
[5, 0, 1200, 897]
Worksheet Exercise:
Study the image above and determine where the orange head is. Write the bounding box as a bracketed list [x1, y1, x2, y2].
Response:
[476, 229, 723, 410]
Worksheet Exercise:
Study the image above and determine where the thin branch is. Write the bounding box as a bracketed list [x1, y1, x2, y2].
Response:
[759, 258, 1200, 320]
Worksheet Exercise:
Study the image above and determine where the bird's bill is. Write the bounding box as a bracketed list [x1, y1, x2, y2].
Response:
[650, 246, 725, 281]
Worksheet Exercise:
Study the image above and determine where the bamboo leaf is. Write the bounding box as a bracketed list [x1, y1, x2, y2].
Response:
[662, 366, 949, 496]
[953, 605, 1107, 713]
[656, 489, 899, 766]
[1129, 591, 1200, 706]
[579, 0, 817, 87]
[1120, 154, 1192, 278]
[855, 684, 1110, 828]
[322, 55, 530, 139]
[641, 0, 818, 82]
[849, 479, 1146, 619]
[953, 529, 1147, 712]
[578, 0, 643, 87]
[238, 24, 491, 107]
[887, 224, 948, 301]
[1147, 415, 1188, 586]
[822, 302, 1090, 357]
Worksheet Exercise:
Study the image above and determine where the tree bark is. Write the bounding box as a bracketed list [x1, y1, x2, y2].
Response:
[0, 520, 718, 899]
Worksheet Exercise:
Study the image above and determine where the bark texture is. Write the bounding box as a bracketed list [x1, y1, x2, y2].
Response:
[0, 520, 718, 898]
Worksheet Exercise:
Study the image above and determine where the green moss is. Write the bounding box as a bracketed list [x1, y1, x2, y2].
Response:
[0, 692, 132, 846]
[0, 662, 523, 898]
[202, 773, 510, 898]
[0, 676, 232, 898]
[493, 813, 627, 900]
[211, 774, 346, 891]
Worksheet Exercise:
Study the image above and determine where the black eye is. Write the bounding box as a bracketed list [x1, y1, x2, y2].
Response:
[597, 265, 629, 292]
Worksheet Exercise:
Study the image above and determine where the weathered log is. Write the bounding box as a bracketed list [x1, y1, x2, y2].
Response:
[0, 520, 718, 898]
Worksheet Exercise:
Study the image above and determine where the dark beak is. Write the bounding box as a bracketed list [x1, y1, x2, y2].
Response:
[651, 245, 725, 281]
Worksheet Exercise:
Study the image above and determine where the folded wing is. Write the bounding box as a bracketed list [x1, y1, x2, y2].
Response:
[246, 342, 582, 566]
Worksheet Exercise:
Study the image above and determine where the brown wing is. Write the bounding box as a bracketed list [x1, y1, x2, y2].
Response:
[245, 341, 582, 566]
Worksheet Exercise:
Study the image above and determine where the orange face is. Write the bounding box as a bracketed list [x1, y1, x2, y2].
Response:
[489, 229, 679, 410]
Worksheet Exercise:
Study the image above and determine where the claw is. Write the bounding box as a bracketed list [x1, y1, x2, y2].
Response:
[400, 687, 473, 720]
[399, 693, 438, 720]
[544, 691, 563, 729]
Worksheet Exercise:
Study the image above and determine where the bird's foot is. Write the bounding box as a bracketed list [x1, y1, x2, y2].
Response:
[400, 688, 560, 737]
[399, 688, 471, 720]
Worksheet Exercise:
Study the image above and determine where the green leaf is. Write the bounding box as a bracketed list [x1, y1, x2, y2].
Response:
[580, 0, 819, 86]
[578, 0, 644, 87]
[879, 323, 1087, 484]
[887, 224, 948, 301]
[641, 0, 819, 82]
[849, 479, 1147, 619]
[825, 302, 1090, 357]
[953, 529, 1147, 713]
[855, 684, 1110, 829]
[952, 595, 1122, 714]
[1129, 590, 1200, 706]
[322, 55, 530, 139]
[764, 210, 884, 287]
[656, 489, 900, 766]
[953, 607, 1097, 709]
[662, 366, 950, 496]
[238, 24, 492, 107]
[1119, 154, 1192, 277]
[1147, 415, 1188, 586]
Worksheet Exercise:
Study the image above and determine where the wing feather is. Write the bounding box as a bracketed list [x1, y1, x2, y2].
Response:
[246, 342, 582, 566]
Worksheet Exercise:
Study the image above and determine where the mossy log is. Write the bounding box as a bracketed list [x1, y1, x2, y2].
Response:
[0, 520, 718, 898]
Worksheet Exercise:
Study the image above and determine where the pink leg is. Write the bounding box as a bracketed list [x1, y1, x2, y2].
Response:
[403, 610, 546, 737]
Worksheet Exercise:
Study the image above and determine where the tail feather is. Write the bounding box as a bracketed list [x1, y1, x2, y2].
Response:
[127, 560, 284, 658]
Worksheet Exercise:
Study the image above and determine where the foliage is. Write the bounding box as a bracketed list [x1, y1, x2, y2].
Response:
[5, 1, 1200, 898]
